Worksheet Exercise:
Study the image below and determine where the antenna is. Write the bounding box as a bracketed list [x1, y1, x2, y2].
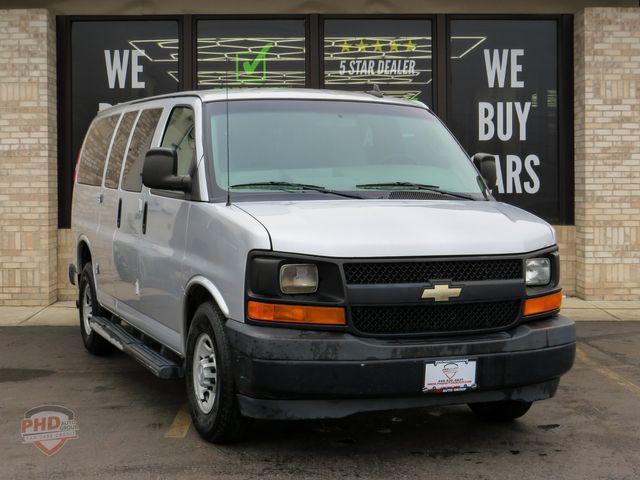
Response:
[225, 55, 231, 206]
[366, 83, 384, 98]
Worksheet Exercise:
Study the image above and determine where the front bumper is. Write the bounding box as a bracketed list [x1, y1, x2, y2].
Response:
[226, 314, 576, 420]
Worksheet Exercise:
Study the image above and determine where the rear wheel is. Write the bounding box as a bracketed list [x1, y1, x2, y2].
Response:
[79, 263, 114, 356]
[185, 302, 246, 443]
[468, 400, 532, 421]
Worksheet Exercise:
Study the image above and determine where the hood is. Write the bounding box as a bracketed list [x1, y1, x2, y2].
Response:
[237, 200, 555, 258]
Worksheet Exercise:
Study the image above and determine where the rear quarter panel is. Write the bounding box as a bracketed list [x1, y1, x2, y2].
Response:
[71, 182, 100, 270]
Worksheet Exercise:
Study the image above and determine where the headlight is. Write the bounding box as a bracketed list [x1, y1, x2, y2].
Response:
[279, 264, 318, 294]
[525, 258, 551, 286]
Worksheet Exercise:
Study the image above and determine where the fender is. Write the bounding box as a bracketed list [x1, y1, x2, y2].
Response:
[184, 275, 230, 317]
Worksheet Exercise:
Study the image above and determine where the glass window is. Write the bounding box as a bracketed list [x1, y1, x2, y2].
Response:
[70, 20, 179, 190]
[196, 20, 306, 88]
[323, 19, 433, 106]
[104, 111, 137, 189]
[161, 106, 196, 176]
[208, 100, 482, 196]
[77, 114, 119, 186]
[447, 19, 559, 221]
[121, 109, 162, 192]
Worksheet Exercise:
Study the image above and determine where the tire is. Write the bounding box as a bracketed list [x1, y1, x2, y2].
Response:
[78, 263, 114, 356]
[468, 400, 533, 422]
[185, 302, 247, 444]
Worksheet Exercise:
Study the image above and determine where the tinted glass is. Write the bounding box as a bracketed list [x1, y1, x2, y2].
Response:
[70, 20, 179, 189]
[77, 115, 119, 186]
[196, 20, 306, 88]
[161, 106, 196, 176]
[324, 19, 433, 106]
[121, 109, 162, 192]
[208, 100, 481, 195]
[104, 111, 137, 189]
[447, 20, 559, 221]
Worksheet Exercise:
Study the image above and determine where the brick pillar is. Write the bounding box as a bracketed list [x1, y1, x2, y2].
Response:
[0, 9, 57, 306]
[574, 8, 640, 300]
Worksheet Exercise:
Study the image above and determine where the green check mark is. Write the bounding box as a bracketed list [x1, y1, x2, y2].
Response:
[242, 44, 273, 74]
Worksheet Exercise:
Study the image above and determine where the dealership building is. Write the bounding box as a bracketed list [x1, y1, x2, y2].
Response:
[0, 0, 639, 305]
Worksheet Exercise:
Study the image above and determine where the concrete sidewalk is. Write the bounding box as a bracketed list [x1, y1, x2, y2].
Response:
[0, 301, 77, 326]
[561, 297, 640, 321]
[0, 297, 637, 326]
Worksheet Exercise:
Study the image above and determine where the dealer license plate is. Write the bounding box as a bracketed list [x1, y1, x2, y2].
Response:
[423, 359, 477, 393]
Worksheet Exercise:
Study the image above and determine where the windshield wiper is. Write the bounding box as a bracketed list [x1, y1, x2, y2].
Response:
[230, 181, 363, 199]
[355, 181, 476, 201]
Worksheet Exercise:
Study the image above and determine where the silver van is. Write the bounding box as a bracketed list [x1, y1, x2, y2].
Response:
[70, 89, 575, 443]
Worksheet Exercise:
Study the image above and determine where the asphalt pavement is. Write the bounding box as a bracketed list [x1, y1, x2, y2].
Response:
[1, 320, 639, 480]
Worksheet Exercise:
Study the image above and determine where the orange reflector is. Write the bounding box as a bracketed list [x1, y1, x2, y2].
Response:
[523, 291, 563, 316]
[247, 301, 346, 325]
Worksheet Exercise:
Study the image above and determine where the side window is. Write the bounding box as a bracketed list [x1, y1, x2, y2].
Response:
[104, 111, 137, 189]
[121, 108, 163, 192]
[161, 106, 197, 176]
[76, 115, 118, 186]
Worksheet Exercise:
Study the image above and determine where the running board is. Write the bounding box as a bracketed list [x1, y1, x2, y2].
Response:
[90, 315, 184, 379]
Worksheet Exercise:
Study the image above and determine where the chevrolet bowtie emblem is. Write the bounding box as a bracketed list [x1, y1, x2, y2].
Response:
[421, 284, 462, 302]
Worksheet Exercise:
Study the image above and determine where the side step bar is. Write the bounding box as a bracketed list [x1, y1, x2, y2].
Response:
[90, 315, 184, 379]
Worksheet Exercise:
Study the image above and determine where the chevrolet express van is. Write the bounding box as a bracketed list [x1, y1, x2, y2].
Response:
[70, 89, 575, 443]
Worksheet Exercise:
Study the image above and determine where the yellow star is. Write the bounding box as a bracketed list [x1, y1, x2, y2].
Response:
[405, 40, 416, 51]
[389, 40, 399, 52]
[357, 39, 367, 52]
[340, 41, 350, 52]
[373, 40, 383, 52]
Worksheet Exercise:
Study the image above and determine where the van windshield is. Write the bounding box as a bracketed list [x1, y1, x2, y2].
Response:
[206, 99, 484, 198]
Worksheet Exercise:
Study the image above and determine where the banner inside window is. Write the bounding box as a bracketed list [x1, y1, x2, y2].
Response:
[447, 19, 560, 221]
[323, 19, 433, 106]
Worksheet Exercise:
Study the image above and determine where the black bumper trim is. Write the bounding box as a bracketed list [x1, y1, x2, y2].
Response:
[68, 263, 77, 286]
[233, 342, 575, 400]
[226, 314, 576, 361]
[226, 314, 576, 419]
[237, 379, 560, 420]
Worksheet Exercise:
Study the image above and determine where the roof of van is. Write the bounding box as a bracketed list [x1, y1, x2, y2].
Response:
[98, 88, 428, 114]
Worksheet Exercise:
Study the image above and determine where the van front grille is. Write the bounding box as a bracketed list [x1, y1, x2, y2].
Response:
[343, 259, 523, 285]
[350, 301, 521, 335]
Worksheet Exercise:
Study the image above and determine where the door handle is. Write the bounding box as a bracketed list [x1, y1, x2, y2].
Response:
[142, 201, 148, 234]
[116, 198, 122, 228]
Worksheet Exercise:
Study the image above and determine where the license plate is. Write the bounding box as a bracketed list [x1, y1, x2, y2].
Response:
[424, 359, 477, 393]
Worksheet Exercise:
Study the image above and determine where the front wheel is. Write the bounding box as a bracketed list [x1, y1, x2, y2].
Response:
[468, 400, 533, 421]
[185, 302, 247, 443]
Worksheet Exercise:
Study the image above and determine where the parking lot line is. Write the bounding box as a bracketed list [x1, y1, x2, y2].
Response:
[164, 403, 192, 439]
[576, 347, 640, 399]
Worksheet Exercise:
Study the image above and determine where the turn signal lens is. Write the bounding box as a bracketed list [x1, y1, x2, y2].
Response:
[247, 301, 346, 325]
[523, 291, 563, 316]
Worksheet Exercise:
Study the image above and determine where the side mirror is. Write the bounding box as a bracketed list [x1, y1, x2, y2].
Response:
[472, 153, 497, 192]
[142, 148, 191, 192]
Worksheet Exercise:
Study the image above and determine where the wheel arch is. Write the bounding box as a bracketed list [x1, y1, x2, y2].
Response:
[183, 276, 230, 349]
[77, 235, 93, 272]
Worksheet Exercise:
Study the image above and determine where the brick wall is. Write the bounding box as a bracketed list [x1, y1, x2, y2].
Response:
[57, 229, 75, 301]
[0, 9, 57, 306]
[555, 225, 576, 297]
[574, 8, 640, 300]
[5, 7, 640, 304]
